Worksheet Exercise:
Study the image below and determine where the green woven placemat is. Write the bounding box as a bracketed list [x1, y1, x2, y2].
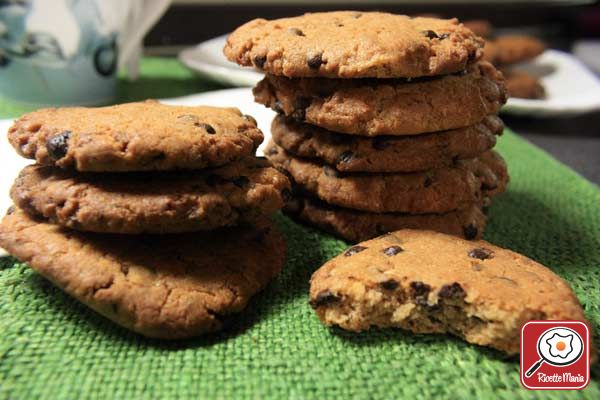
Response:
[1, 58, 599, 399]
[1, 129, 599, 399]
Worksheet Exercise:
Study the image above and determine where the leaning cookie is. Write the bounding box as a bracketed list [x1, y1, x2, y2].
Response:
[266, 143, 507, 214]
[254, 62, 507, 136]
[224, 12, 483, 79]
[0, 208, 285, 339]
[272, 114, 503, 173]
[11, 158, 290, 234]
[502, 69, 546, 99]
[309, 229, 591, 355]
[8, 101, 263, 171]
[285, 196, 487, 242]
[482, 35, 545, 66]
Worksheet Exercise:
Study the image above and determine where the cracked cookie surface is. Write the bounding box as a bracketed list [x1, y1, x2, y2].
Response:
[309, 229, 589, 354]
[11, 158, 290, 234]
[0, 209, 285, 339]
[266, 143, 507, 214]
[285, 196, 487, 242]
[271, 114, 503, 173]
[224, 12, 483, 78]
[8, 100, 263, 171]
[254, 62, 507, 136]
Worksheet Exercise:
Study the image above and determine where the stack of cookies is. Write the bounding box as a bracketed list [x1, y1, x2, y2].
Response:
[225, 11, 509, 243]
[0, 101, 290, 338]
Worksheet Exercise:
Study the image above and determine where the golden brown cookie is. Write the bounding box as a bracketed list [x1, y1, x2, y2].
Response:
[309, 229, 589, 355]
[271, 114, 503, 173]
[254, 62, 507, 136]
[266, 143, 508, 214]
[482, 35, 545, 66]
[502, 69, 546, 99]
[285, 196, 487, 242]
[224, 12, 483, 78]
[8, 101, 263, 171]
[11, 158, 290, 234]
[0, 208, 285, 339]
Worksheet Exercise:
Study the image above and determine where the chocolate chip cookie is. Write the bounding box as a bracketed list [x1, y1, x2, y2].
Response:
[266, 143, 507, 214]
[8, 100, 263, 171]
[271, 114, 503, 173]
[502, 69, 545, 99]
[309, 229, 588, 354]
[254, 62, 507, 136]
[11, 158, 290, 234]
[285, 196, 486, 242]
[482, 35, 545, 66]
[224, 12, 483, 79]
[0, 208, 285, 339]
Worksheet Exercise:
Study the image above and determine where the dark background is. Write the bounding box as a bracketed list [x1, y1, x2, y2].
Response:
[145, 1, 600, 185]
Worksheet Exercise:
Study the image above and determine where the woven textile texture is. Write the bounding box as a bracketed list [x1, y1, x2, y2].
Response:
[1, 59, 600, 399]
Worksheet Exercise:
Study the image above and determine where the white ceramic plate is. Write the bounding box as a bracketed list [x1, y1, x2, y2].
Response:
[180, 35, 600, 117]
[179, 34, 262, 87]
[0, 88, 273, 256]
[503, 50, 600, 117]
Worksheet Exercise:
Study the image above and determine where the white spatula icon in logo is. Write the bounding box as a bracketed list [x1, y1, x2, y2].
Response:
[525, 327, 584, 377]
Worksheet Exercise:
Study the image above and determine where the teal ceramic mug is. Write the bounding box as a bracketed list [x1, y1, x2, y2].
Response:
[0, 0, 170, 106]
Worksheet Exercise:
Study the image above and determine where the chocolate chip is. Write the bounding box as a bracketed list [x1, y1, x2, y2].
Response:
[344, 245, 367, 257]
[196, 123, 216, 134]
[291, 96, 312, 120]
[281, 188, 293, 202]
[289, 28, 305, 36]
[232, 176, 249, 188]
[310, 290, 340, 308]
[6, 205, 15, 215]
[323, 165, 339, 178]
[463, 224, 478, 240]
[468, 248, 493, 260]
[439, 33, 450, 40]
[337, 151, 354, 164]
[291, 109, 305, 121]
[383, 245, 403, 256]
[424, 177, 433, 188]
[307, 53, 323, 69]
[410, 281, 431, 299]
[46, 131, 71, 160]
[438, 283, 466, 300]
[379, 279, 399, 290]
[372, 137, 390, 150]
[243, 114, 257, 125]
[274, 100, 284, 114]
[422, 30, 440, 39]
[253, 55, 267, 69]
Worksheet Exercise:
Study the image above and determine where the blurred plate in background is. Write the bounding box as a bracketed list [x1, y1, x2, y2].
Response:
[180, 36, 600, 117]
[179, 34, 262, 86]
